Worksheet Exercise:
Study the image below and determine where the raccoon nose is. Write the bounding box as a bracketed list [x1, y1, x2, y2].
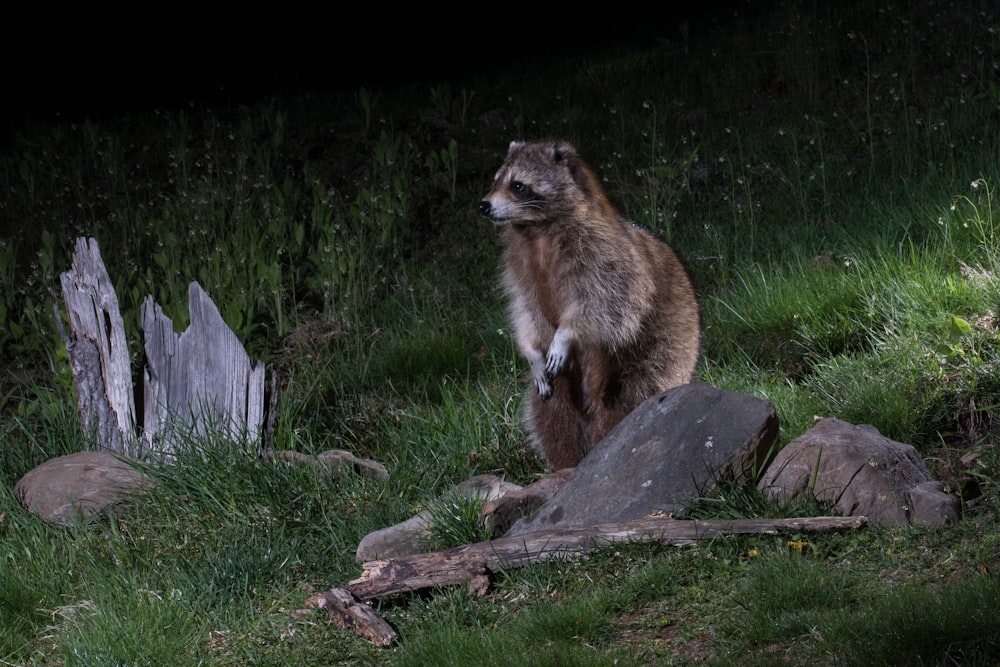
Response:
[476, 200, 491, 217]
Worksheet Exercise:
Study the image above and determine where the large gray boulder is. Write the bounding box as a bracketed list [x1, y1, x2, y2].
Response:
[14, 450, 153, 526]
[758, 417, 960, 526]
[508, 382, 779, 535]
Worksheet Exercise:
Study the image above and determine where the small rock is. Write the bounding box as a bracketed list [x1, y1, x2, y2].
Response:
[356, 474, 521, 562]
[14, 450, 153, 526]
[758, 417, 960, 527]
[480, 469, 575, 536]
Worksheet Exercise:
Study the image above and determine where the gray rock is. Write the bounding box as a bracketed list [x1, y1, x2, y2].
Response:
[480, 468, 575, 537]
[757, 417, 960, 526]
[14, 450, 153, 526]
[355, 474, 522, 562]
[355, 514, 430, 564]
[508, 382, 779, 535]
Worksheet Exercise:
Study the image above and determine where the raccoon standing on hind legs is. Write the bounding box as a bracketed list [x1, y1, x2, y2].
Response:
[476, 139, 702, 470]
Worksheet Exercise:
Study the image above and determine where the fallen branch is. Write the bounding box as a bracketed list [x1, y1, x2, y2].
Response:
[303, 588, 398, 647]
[316, 514, 866, 646]
[347, 514, 866, 600]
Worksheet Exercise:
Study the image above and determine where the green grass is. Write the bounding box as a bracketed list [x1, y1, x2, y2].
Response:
[2, 0, 1000, 663]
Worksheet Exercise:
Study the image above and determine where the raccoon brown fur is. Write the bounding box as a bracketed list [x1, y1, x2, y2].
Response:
[476, 139, 702, 470]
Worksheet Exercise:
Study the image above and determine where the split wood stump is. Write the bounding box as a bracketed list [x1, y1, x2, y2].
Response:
[58, 237, 265, 458]
[58, 237, 137, 455]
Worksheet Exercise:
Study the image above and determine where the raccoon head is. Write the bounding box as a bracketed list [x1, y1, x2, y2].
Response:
[476, 139, 585, 225]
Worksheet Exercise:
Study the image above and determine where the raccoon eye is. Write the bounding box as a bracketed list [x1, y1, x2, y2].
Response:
[510, 181, 526, 194]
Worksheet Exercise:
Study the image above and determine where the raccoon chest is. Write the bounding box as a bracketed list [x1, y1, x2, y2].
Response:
[525, 235, 564, 328]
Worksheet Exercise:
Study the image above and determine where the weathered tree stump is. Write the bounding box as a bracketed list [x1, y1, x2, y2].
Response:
[58, 237, 137, 455]
[58, 237, 265, 459]
[141, 282, 265, 457]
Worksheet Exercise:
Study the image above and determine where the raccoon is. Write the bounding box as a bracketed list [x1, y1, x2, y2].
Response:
[476, 139, 701, 470]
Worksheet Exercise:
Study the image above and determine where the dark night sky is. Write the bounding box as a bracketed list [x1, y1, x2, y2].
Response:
[3, 6, 741, 136]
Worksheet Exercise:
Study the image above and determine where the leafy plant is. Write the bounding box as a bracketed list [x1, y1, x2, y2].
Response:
[424, 138, 460, 201]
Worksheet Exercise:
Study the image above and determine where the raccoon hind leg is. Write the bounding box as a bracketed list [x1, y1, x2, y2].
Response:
[524, 373, 588, 470]
[580, 349, 633, 449]
[589, 396, 634, 447]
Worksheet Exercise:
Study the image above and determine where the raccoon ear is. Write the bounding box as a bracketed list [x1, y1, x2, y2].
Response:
[551, 140, 577, 163]
[508, 140, 523, 154]
[558, 143, 591, 193]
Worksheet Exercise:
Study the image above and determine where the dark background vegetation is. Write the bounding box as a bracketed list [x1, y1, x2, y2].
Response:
[3, 4, 740, 132]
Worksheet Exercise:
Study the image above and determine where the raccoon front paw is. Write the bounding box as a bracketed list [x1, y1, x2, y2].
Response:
[544, 350, 567, 378]
[527, 348, 552, 399]
[545, 328, 574, 378]
[533, 373, 553, 400]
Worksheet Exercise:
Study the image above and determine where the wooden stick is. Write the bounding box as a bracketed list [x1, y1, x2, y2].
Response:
[304, 588, 398, 647]
[346, 515, 866, 600]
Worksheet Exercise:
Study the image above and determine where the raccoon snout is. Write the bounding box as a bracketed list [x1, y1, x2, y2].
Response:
[476, 200, 492, 217]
